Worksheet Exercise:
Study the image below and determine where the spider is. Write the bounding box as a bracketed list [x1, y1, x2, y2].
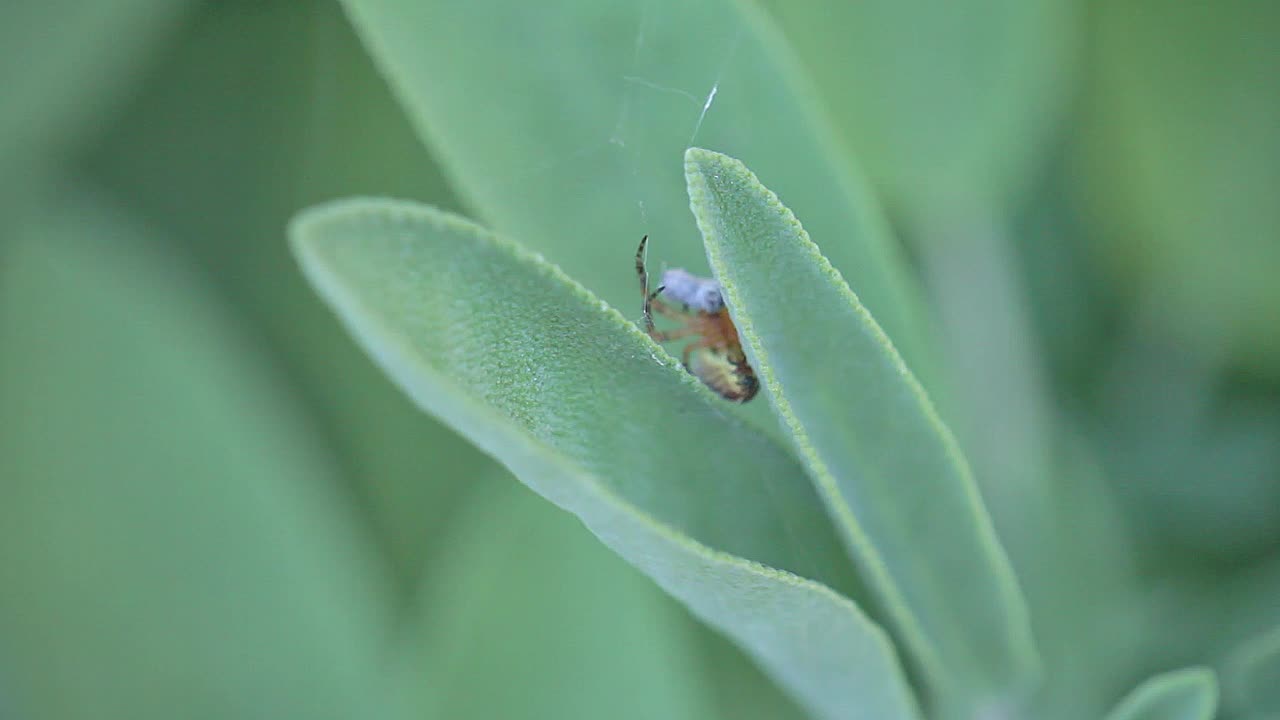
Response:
[634, 235, 759, 402]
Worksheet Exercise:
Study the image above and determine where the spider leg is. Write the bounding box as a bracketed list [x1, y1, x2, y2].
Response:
[643, 285, 666, 335]
[634, 235, 651, 295]
[680, 335, 717, 369]
[646, 325, 694, 342]
[637, 238, 685, 338]
[649, 295, 681, 319]
[636, 235, 659, 332]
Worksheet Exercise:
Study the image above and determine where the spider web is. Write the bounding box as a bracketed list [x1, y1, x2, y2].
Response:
[630, 12, 823, 587]
[475, 0, 746, 252]
[614, 3, 744, 233]
[398, 1, 830, 584]
[481, 1, 829, 584]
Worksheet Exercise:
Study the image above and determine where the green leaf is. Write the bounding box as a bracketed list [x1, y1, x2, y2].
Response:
[1085, 0, 1280, 375]
[1103, 668, 1218, 720]
[396, 478, 717, 720]
[685, 148, 1038, 708]
[336, 0, 936, 386]
[1223, 624, 1280, 717]
[0, 1, 190, 174]
[83, 0, 496, 594]
[699, 630, 814, 720]
[289, 197, 922, 720]
[757, 0, 1074, 216]
[0, 192, 394, 720]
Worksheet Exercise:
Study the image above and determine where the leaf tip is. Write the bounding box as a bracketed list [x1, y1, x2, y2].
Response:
[683, 145, 719, 163]
[1108, 666, 1219, 720]
[286, 197, 464, 269]
[1172, 667, 1220, 705]
[285, 197, 365, 261]
[683, 146, 741, 178]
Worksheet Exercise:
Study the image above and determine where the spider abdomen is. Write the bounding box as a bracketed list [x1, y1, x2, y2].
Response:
[687, 346, 759, 402]
[636, 235, 758, 403]
[660, 268, 724, 313]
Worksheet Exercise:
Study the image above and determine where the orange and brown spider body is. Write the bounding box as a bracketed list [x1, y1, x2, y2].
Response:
[635, 235, 759, 402]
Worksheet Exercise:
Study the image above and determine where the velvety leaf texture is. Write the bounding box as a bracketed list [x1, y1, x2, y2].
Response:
[685, 147, 1039, 709]
[336, 0, 937, 388]
[289, 198, 921, 720]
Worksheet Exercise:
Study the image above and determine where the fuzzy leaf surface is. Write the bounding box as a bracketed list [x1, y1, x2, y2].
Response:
[686, 147, 1038, 708]
[336, 0, 936, 385]
[289, 197, 922, 720]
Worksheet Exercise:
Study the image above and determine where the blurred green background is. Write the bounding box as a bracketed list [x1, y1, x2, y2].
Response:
[1, 1, 1277, 718]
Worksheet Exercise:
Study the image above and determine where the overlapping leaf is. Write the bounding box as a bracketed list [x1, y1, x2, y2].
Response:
[685, 148, 1038, 710]
[1103, 668, 1218, 720]
[290, 197, 921, 720]
[1223, 624, 1280, 717]
[337, 0, 935, 385]
[0, 193, 393, 720]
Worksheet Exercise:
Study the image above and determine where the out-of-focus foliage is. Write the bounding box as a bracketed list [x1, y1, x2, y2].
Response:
[1084, 0, 1280, 377]
[1, 0, 1276, 718]
[1101, 668, 1217, 720]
